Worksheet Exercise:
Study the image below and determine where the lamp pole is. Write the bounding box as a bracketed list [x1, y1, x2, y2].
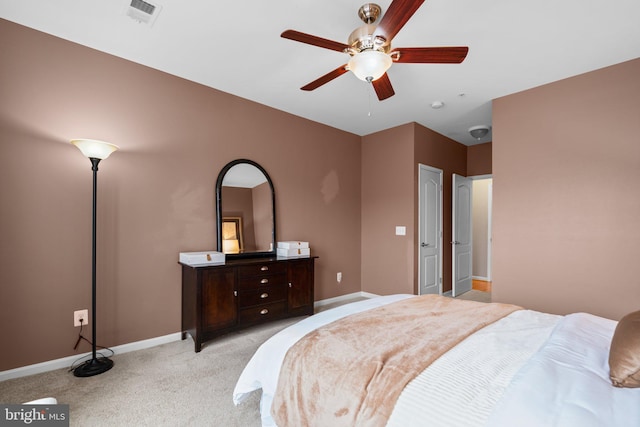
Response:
[71, 139, 118, 377]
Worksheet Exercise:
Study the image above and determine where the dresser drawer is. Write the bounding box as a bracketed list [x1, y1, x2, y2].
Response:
[237, 262, 286, 278]
[238, 286, 287, 308]
[237, 272, 286, 290]
[238, 301, 286, 324]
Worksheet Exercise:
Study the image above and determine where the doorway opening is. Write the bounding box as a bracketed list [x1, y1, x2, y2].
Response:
[471, 176, 492, 290]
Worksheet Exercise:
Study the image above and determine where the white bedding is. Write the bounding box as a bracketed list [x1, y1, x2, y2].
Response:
[233, 295, 640, 427]
[487, 312, 640, 427]
[386, 309, 560, 427]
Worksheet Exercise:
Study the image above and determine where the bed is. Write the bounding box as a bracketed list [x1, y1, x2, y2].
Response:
[233, 294, 640, 427]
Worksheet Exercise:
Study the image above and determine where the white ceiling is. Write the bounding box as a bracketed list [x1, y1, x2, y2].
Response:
[223, 164, 268, 189]
[2, 0, 639, 146]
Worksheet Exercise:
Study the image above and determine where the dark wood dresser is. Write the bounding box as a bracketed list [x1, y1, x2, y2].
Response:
[180, 256, 316, 352]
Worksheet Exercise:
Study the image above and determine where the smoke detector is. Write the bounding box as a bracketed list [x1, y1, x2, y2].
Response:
[125, 0, 162, 26]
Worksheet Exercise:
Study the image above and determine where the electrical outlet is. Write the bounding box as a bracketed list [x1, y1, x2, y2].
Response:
[337, 272, 342, 283]
[74, 309, 88, 327]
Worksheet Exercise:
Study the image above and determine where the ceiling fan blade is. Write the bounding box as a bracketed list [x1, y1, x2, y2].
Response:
[372, 73, 395, 100]
[301, 65, 349, 91]
[392, 46, 469, 63]
[374, 0, 425, 43]
[281, 30, 349, 52]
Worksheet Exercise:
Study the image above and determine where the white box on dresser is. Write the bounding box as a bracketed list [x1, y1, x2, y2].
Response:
[179, 251, 225, 266]
[277, 247, 311, 257]
[277, 241, 309, 249]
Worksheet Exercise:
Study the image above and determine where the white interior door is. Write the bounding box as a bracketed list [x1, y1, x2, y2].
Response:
[418, 165, 442, 295]
[452, 174, 473, 297]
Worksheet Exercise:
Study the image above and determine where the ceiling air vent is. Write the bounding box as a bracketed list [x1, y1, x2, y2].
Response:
[126, 0, 162, 26]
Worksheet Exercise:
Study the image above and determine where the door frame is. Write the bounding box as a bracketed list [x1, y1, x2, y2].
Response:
[418, 164, 443, 295]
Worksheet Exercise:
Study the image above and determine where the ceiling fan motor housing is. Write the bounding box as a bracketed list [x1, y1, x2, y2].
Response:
[347, 24, 390, 55]
[346, 4, 390, 55]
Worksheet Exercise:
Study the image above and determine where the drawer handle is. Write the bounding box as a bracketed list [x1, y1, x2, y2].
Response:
[260, 292, 269, 299]
[260, 278, 269, 284]
[260, 308, 269, 315]
[260, 266, 269, 271]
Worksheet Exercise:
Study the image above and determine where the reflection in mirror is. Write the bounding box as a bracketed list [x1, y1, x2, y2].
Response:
[221, 217, 243, 253]
[216, 160, 275, 258]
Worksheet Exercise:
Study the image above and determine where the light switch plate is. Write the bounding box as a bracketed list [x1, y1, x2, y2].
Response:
[395, 226, 406, 236]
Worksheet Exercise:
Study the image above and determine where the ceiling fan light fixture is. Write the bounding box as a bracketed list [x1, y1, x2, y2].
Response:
[348, 50, 392, 82]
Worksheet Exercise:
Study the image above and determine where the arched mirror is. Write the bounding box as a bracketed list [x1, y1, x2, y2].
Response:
[215, 159, 276, 259]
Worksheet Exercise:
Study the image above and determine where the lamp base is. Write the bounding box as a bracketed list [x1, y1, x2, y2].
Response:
[73, 357, 114, 377]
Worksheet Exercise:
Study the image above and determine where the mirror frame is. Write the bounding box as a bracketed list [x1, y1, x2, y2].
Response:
[215, 159, 276, 259]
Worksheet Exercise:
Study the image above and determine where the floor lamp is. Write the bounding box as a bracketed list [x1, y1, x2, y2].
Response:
[71, 139, 118, 377]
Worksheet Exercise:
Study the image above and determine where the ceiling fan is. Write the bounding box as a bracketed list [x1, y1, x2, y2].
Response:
[281, 0, 469, 101]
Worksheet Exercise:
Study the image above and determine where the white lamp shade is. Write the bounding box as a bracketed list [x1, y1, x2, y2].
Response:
[348, 50, 392, 82]
[71, 139, 119, 159]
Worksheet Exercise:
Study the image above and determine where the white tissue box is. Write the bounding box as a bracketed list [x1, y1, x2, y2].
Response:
[277, 247, 310, 257]
[179, 251, 225, 266]
[277, 241, 309, 249]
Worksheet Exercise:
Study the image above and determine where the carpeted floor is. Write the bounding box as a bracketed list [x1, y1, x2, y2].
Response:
[0, 317, 302, 426]
[0, 291, 490, 426]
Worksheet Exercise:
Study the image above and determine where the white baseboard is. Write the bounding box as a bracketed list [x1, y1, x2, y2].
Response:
[3, 293, 382, 382]
[472, 276, 490, 282]
[0, 332, 182, 382]
[314, 291, 377, 308]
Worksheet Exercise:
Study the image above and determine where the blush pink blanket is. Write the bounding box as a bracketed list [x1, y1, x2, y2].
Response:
[271, 295, 521, 427]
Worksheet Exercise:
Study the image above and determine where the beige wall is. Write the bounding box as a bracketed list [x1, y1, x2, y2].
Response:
[467, 142, 492, 176]
[493, 58, 640, 320]
[0, 20, 362, 371]
[361, 124, 415, 295]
